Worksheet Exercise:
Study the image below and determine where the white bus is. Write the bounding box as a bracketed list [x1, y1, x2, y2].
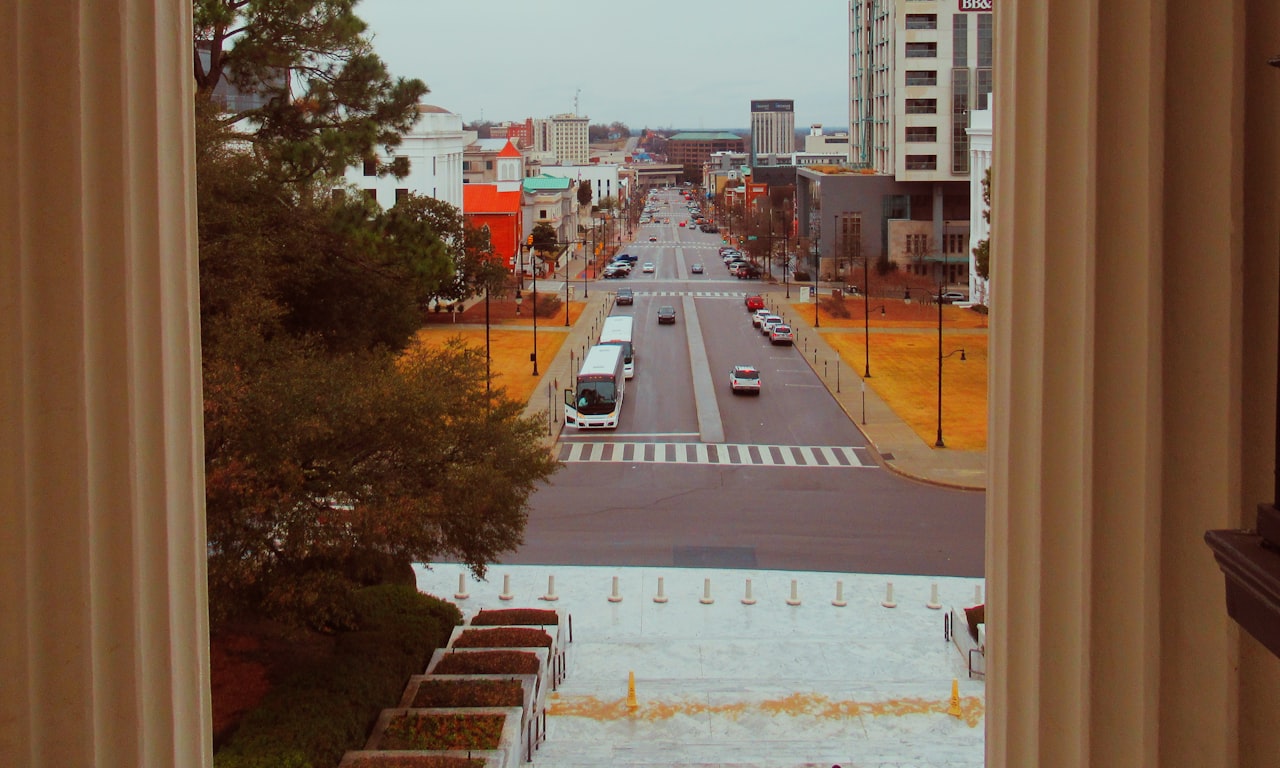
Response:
[564, 344, 626, 429]
[598, 315, 635, 379]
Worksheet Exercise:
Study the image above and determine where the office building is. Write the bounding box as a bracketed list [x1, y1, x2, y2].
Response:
[750, 99, 795, 163]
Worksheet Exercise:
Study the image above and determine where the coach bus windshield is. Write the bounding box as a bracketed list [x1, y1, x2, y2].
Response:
[574, 382, 617, 415]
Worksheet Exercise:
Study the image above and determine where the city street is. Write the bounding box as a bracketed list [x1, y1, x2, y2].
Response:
[506, 188, 986, 578]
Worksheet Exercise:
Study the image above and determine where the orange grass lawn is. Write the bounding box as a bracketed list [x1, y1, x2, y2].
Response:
[788, 296, 988, 330]
[824, 330, 988, 451]
[405, 326, 569, 405]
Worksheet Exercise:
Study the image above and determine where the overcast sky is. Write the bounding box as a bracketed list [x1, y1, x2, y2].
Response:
[356, 0, 850, 131]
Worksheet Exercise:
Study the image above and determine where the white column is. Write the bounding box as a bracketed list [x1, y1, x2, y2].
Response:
[990, 1, 1280, 767]
[0, 1, 211, 767]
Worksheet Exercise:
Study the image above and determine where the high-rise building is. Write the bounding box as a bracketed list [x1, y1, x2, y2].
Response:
[849, 1, 993, 179]
[749, 100, 795, 164]
[532, 114, 589, 165]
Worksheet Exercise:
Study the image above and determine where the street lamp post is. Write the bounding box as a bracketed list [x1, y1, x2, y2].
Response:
[863, 302, 886, 378]
[564, 243, 571, 327]
[935, 285, 966, 446]
[812, 244, 820, 328]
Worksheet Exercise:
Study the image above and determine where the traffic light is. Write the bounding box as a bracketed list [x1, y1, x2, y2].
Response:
[526, 235, 534, 246]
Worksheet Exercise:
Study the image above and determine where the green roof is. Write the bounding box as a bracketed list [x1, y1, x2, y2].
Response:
[523, 176, 572, 191]
[669, 132, 743, 141]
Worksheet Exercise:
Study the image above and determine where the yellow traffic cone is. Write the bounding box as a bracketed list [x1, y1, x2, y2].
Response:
[947, 678, 963, 718]
[627, 670, 638, 711]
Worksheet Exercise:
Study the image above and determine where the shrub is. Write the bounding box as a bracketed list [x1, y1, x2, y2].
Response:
[534, 294, 561, 318]
[214, 586, 462, 768]
[471, 608, 558, 626]
[819, 296, 851, 318]
[453, 627, 551, 649]
[411, 679, 524, 708]
[432, 650, 540, 675]
[380, 713, 505, 750]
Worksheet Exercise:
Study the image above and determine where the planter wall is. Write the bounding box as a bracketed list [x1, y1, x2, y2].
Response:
[445, 625, 564, 688]
[361, 707, 525, 766]
[338, 753, 501, 768]
[396, 674, 543, 756]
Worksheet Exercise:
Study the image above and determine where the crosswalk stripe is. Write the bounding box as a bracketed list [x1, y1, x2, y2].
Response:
[625, 290, 749, 299]
[556, 442, 874, 468]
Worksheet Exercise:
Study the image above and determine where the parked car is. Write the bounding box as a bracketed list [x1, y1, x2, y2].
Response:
[935, 291, 967, 303]
[744, 295, 765, 311]
[729, 365, 762, 394]
[616, 287, 634, 305]
[769, 324, 795, 345]
[648, 236, 658, 242]
[657, 305, 677, 324]
[760, 315, 784, 335]
[691, 263, 704, 274]
[752, 308, 773, 327]
[736, 265, 762, 279]
[614, 253, 638, 263]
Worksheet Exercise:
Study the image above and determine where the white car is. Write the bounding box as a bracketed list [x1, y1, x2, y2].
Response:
[769, 324, 795, 345]
[642, 262, 656, 273]
[751, 308, 773, 327]
[760, 315, 784, 335]
[729, 365, 762, 394]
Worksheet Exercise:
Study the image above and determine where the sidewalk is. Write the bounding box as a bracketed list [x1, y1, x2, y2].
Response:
[524, 256, 987, 490]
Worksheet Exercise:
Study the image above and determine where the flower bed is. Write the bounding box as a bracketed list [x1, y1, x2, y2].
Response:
[430, 650, 540, 676]
[470, 608, 558, 626]
[409, 679, 524, 709]
[452, 627, 552, 649]
[341, 755, 488, 767]
[381, 712, 505, 750]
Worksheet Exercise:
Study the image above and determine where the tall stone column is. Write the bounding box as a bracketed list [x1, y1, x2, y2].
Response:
[989, 0, 1280, 766]
[0, 1, 211, 766]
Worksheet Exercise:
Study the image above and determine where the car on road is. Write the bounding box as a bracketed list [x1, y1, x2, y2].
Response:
[934, 291, 967, 303]
[769, 324, 794, 345]
[729, 365, 762, 394]
[760, 315, 784, 335]
[751, 308, 773, 327]
[602, 265, 629, 279]
[642, 262, 655, 273]
[608, 261, 632, 274]
[614, 253, 637, 263]
[736, 265, 762, 279]
[657, 305, 677, 324]
[727, 260, 747, 274]
[744, 294, 765, 311]
[615, 287, 634, 305]
[690, 263, 704, 274]
[679, 221, 686, 227]
[648, 236, 658, 242]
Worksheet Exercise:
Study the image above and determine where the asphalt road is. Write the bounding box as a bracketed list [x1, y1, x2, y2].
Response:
[503, 188, 986, 578]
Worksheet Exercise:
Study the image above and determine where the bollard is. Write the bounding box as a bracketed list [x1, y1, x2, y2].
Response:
[947, 678, 963, 718]
[608, 575, 623, 603]
[700, 577, 714, 605]
[836, 360, 841, 393]
[813, 349, 818, 365]
[742, 578, 757, 605]
[786, 578, 802, 606]
[974, 584, 984, 605]
[832, 579, 847, 607]
[540, 575, 559, 602]
[454, 573, 469, 600]
[499, 574, 514, 601]
[881, 581, 898, 608]
[653, 576, 668, 603]
[824, 360, 828, 380]
[927, 582, 943, 610]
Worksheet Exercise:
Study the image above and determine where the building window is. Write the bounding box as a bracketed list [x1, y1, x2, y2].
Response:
[953, 13, 969, 66]
[463, 160, 471, 170]
[362, 158, 377, 176]
[906, 42, 937, 59]
[905, 155, 938, 171]
[906, 126, 938, 142]
[539, 209, 548, 220]
[977, 13, 993, 67]
[906, 98, 938, 114]
[906, 13, 937, 30]
[363, 188, 377, 202]
[486, 160, 493, 170]
[905, 70, 938, 86]
[952, 68, 971, 174]
[395, 188, 408, 204]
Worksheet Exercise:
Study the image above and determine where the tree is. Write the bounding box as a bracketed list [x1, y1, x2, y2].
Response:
[193, 0, 428, 182]
[576, 179, 593, 207]
[973, 166, 991, 281]
[197, 109, 559, 628]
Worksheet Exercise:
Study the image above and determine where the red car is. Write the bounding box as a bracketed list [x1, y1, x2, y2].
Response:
[744, 295, 765, 311]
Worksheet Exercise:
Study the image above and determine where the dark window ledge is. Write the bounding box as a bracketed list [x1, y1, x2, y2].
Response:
[1205, 508, 1280, 660]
